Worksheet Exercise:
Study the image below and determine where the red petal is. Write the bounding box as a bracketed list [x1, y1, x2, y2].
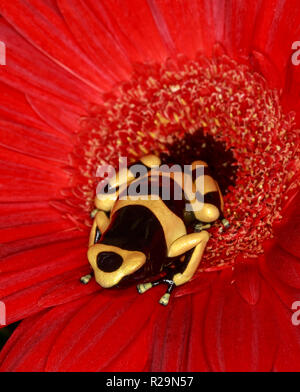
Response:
[38, 266, 101, 308]
[145, 0, 225, 58]
[0, 311, 45, 364]
[0, 144, 69, 203]
[0, 295, 95, 371]
[57, 0, 131, 80]
[90, 0, 169, 63]
[0, 119, 70, 163]
[149, 295, 193, 371]
[252, 0, 300, 85]
[151, 0, 261, 59]
[45, 287, 158, 371]
[273, 299, 300, 371]
[274, 191, 300, 259]
[204, 269, 278, 371]
[222, 0, 261, 59]
[0, 19, 102, 109]
[265, 244, 300, 289]
[0, 269, 89, 324]
[0, 225, 83, 260]
[250, 50, 282, 88]
[185, 291, 211, 371]
[0, 81, 71, 142]
[282, 57, 300, 126]
[259, 253, 300, 372]
[233, 261, 261, 305]
[174, 270, 218, 298]
[27, 95, 83, 138]
[0, 238, 87, 297]
[150, 291, 210, 371]
[260, 250, 300, 311]
[0, 0, 114, 91]
[1, 218, 71, 244]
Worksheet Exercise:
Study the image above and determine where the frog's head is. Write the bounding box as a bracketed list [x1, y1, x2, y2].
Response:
[87, 244, 146, 288]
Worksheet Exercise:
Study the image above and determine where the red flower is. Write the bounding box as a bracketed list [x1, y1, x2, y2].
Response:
[0, 0, 300, 372]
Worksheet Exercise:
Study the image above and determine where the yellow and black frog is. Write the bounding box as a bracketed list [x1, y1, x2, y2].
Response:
[81, 154, 228, 306]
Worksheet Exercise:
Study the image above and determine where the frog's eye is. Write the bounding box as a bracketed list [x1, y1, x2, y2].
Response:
[97, 251, 123, 272]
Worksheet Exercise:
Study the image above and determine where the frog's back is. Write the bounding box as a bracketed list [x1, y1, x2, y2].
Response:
[113, 169, 188, 252]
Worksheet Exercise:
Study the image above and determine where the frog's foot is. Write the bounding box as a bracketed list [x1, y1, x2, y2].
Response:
[159, 293, 171, 306]
[137, 282, 153, 294]
[137, 277, 175, 306]
[158, 279, 175, 306]
[80, 273, 93, 285]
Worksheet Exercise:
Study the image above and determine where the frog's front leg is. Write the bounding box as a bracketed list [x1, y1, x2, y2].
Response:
[172, 230, 210, 286]
[81, 210, 111, 284]
[137, 230, 210, 305]
[88, 211, 110, 247]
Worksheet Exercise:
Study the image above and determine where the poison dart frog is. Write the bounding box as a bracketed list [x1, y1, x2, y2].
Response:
[81, 154, 229, 305]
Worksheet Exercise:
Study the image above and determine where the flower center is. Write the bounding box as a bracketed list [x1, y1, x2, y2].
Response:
[69, 54, 299, 271]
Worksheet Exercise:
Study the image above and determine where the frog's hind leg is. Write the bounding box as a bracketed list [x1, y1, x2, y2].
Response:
[172, 231, 210, 287]
[137, 230, 210, 305]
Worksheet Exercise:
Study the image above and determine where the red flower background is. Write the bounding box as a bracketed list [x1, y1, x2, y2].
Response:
[0, 0, 300, 371]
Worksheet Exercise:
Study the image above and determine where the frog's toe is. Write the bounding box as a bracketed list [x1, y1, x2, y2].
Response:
[159, 293, 171, 306]
[80, 274, 93, 284]
[137, 282, 152, 294]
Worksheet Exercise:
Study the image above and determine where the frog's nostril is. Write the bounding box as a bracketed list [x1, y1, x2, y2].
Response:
[96, 252, 123, 273]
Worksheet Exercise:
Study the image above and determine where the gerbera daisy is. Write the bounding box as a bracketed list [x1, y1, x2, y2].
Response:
[0, 0, 299, 372]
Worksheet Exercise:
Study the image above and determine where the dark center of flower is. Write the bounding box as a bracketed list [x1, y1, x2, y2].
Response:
[69, 54, 299, 271]
[160, 129, 237, 196]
